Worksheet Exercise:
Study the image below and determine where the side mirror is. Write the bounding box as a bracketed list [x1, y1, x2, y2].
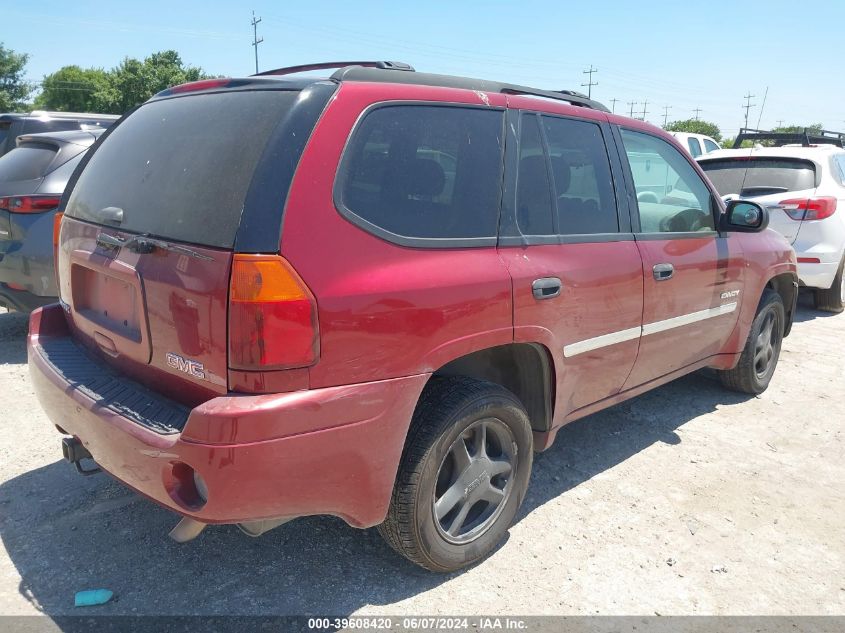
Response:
[720, 199, 768, 233]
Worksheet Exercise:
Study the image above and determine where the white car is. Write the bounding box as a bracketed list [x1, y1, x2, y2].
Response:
[698, 143, 845, 312]
[669, 132, 721, 158]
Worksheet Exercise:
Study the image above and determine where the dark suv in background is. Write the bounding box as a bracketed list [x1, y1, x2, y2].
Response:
[0, 111, 117, 158]
[0, 129, 104, 311]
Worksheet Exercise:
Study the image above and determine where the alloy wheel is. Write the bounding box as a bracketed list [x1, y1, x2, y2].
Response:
[432, 418, 517, 545]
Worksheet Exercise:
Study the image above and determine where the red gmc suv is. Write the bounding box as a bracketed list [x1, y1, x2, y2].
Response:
[28, 62, 798, 572]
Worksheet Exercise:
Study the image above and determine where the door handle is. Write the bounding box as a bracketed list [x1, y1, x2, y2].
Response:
[653, 263, 674, 281]
[532, 277, 562, 300]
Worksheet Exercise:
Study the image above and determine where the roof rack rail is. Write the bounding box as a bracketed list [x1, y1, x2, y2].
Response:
[733, 127, 845, 149]
[329, 65, 610, 112]
[254, 61, 414, 77]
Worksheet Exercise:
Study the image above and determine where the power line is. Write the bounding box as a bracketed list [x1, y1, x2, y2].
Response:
[581, 65, 597, 99]
[742, 92, 756, 129]
[627, 101, 637, 118]
[662, 105, 672, 127]
[251, 10, 263, 75]
[609, 98, 618, 114]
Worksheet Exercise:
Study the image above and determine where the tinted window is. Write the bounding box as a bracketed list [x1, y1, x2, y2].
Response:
[687, 137, 702, 157]
[516, 114, 554, 235]
[703, 139, 720, 153]
[621, 129, 715, 233]
[0, 143, 58, 182]
[0, 124, 9, 152]
[699, 158, 817, 197]
[338, 105, 503, 241]
[543, 116, 618, 234]
[65, 91, 298, 248]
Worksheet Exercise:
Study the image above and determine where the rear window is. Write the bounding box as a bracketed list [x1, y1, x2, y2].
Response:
[700, 158, 817, 197]
[0, 143, 58, 182]
[65, 91, 297, 248]
[337, 105, 504, 243]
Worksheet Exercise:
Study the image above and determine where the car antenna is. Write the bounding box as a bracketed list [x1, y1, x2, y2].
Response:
[736, 87, 768, 200]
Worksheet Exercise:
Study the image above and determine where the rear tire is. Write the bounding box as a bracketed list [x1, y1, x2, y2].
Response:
[813, 255, 845, 313]
[378, 377, 533, 572]
[718, 289, 785, 394]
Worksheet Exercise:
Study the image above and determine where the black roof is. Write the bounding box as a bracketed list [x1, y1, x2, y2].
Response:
[733, 127, 845, 149]
[254, 61, 610, 112]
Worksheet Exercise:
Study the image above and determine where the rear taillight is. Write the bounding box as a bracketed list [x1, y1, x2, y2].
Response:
[780, 197, 837, 221]
[52, 212, 64, 284]
[228, 254, 319, 370]
[0, 195, 62, 214]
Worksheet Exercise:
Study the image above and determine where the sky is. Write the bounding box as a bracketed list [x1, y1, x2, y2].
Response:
[3, 0, 844, 138]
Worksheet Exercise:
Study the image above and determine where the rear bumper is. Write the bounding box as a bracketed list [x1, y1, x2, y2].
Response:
[0, 282, 55, 312]
[28, 304, 428, 527]
[796, 260, 840, 290]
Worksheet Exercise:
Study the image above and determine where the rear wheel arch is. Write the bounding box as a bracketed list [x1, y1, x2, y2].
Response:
[427, 343, 554, 435]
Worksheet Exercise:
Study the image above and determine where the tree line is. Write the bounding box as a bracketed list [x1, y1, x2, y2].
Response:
[1, 43, 212, 114]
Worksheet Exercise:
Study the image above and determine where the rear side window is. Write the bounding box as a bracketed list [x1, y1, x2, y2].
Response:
[65, 91, 298, 248]
[0, 143, 58, 182]
[699, 158, 817, 197]
[337, 105, 504, 243]
[515, 114, 554, 235]
[542, 115, 618, 234]
[703, 139, 720, 153]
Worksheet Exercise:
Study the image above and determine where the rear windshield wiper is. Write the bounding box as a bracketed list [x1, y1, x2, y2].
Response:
[96, 233, 213, 261]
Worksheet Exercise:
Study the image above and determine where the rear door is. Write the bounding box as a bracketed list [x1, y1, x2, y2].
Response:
[616, 128, 744, 388]
[699, 156, 819, 244]
[500, 109, 644, 418]
[58, 89, 305, 406]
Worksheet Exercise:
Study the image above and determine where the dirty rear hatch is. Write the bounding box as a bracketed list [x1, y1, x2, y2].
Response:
[58, 89, 304, 407]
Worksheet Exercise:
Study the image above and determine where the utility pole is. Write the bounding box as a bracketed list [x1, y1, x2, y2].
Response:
[627, 101, 637, 118]
[662, 105, 672, 127]
[609, 98, 618, 114]
[581, 65, 598, 99]
[251, 11, 264, 74]
[742, 92, 756, 129]
[776, 119, 784, 128]
[640, 99, 649, 121]
[693, 107, 703, 120]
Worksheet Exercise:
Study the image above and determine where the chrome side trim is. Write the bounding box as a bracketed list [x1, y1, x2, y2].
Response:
[641, 302, 737, 336]
[562, 302, 738, 358]
[563, 326, 642, 358]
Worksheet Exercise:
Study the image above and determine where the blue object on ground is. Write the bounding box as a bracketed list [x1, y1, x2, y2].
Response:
[74, 589, 114, 607]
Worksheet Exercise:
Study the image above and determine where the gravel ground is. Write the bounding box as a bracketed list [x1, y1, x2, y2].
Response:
[0, 295, 843, 617]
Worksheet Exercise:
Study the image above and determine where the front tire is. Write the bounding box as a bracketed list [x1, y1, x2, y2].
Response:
[718, 289, 785, 394]
[378, 377, 533, 572]
[813, 255, 845, 313]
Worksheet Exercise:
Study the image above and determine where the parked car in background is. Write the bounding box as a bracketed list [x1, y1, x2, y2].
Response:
[0, 111, 117, 158]
[28, 62, 796, 572]
[0, 129, 104, 312]
[669, 131, 721, 158]
[699, 132, 845, 312]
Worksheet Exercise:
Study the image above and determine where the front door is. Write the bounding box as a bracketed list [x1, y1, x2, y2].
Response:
[615, 127, 745, 389]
